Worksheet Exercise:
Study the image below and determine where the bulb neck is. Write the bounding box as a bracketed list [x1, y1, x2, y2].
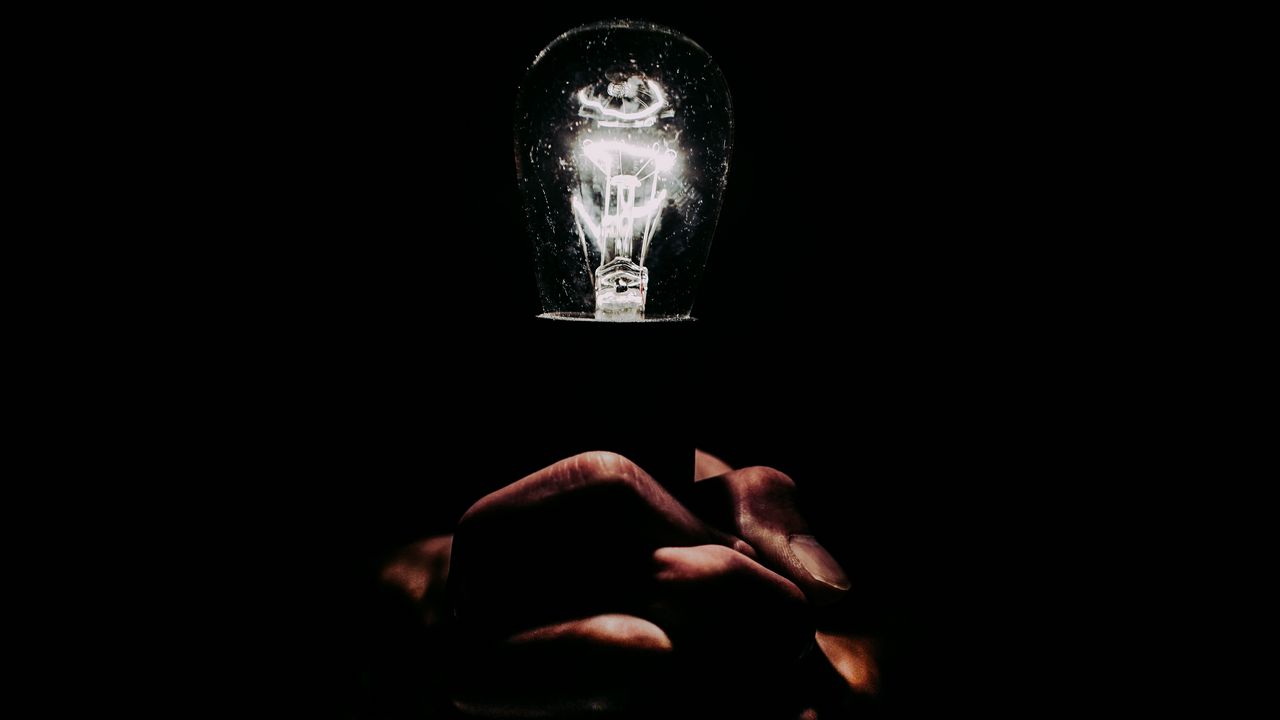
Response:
[594, 257, 648, 320]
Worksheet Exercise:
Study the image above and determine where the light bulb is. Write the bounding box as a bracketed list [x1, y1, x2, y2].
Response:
[516, 20, 733, 321]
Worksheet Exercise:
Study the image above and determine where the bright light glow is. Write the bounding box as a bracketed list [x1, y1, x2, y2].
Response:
[581, 140, 677, 174]
[572, 76, 680, 318]
[572, 189, 668, 248]
[572, 194, 604, 251]
[575, 137, 674, 255]
[577, 78, 667, 125]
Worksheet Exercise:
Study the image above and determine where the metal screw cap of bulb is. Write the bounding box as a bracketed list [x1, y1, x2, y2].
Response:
[515, 21, 734, 487]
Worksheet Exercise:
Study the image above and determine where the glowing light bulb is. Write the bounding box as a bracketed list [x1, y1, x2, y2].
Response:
[516, 20, 734, 321]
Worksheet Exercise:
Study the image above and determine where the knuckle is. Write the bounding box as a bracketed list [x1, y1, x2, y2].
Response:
[458, 450, 647, 528]
[456, 497, 489, 530]
[592, 614, 673, 652]
[729, 467, 806, 537]
[736, 465, 797, 495]
[567, 450, 645, 491]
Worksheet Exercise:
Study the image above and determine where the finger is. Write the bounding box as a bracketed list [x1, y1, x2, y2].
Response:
[690, 466, 851, 606]
[508, 613, 672, 651]
[453, 612, 792, 717]
[814, 631, 880, 696]
[648, 545, 812, 669]
[461, 451, 749, 551]
[449, 451, 753, 633]
[451, 614, 673, 717]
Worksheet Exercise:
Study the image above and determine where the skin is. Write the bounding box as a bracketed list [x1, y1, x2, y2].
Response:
[379, 450, 875, 717]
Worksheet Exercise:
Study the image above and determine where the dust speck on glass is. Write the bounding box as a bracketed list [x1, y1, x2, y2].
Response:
[515, 20, 734, 321]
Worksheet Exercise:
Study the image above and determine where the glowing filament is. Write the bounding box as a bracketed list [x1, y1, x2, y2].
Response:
[573, 137, 676, 266]
[577, 79, 667, 127]
[572, 76, 679, 317]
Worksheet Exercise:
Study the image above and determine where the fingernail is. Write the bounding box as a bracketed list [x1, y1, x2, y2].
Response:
[789, 535, 851, 591]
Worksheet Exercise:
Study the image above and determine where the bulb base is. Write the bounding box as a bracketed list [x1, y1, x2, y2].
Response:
[524, 315, 697, 490]
[537, 312, 690, 323]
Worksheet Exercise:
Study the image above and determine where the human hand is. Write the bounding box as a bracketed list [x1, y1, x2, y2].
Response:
[424, 450, 852, 717]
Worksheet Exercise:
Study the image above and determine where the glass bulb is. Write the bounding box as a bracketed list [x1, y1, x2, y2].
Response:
[515, 20, 734, 321]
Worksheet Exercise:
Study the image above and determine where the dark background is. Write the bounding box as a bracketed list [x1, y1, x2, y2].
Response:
[176, 6, 1102, 715]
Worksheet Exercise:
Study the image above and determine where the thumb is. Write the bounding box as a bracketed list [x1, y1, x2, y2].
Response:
[689, 465, 851, 606]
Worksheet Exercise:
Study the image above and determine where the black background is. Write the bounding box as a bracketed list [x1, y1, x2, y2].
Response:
[171, 5, 1109, 715]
